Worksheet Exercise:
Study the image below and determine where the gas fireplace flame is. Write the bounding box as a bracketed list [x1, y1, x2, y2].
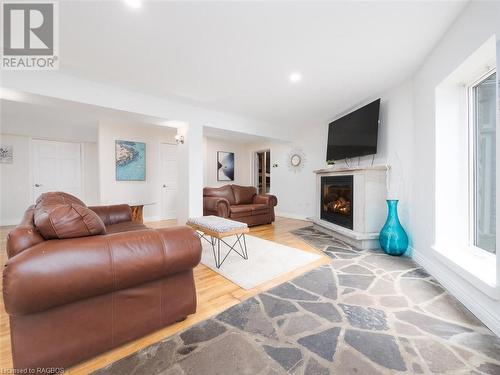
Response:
[324, 196, 351, 216]
[328, 197, 351, 215]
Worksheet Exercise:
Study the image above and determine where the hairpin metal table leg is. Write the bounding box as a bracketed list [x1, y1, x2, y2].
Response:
[206, 233, 250, 269]
[242, 234, 248, 259]
[217, 238, 221, 268]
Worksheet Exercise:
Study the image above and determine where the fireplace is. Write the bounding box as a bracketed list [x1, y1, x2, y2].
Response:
[320, 175, 353, 229]
[314, 166, 387, 249]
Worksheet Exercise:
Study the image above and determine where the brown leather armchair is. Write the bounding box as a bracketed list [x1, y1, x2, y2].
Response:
[203, 185, 278, 226]
[3, 192, 201, 371]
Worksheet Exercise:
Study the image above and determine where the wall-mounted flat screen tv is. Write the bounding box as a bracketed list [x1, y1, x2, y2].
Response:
[326, 99, 380, 161]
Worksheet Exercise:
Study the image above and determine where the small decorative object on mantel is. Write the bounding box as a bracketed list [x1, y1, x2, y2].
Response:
[326, 159, 335, 167]
[288, 148, 306, 173]
[379, 199, 408, 256]
[0, 145, 13, 164]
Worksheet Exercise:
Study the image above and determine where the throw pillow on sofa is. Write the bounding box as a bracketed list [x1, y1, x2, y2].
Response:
[34, 192, 106, 239]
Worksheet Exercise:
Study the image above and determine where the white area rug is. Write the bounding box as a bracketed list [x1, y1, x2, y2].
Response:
[200, 234, 321, 289]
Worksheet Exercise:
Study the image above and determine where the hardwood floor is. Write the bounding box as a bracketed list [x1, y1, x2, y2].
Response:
[0, 217, 329, 374]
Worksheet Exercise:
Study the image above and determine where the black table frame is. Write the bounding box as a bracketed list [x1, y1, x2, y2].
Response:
[198, 232, 248, 268]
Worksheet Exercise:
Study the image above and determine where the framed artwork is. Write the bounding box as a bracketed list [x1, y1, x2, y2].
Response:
[115, 140, 146, 181]
[0, 145, 13, 164]
[217, 151, 234, 181]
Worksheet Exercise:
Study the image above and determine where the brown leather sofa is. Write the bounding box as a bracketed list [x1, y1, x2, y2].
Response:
[3, 192, 201, 372]
[203, 185, 278, 226]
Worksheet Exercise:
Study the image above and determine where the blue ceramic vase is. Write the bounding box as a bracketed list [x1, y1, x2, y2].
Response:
[379, 200, 408, 256]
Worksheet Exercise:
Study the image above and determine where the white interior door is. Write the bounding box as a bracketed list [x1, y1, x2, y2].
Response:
[160, 143, 177, 219]
[32, 139, 83, 201]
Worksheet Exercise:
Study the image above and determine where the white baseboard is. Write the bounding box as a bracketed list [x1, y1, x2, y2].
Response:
[0, 219, 20, 227]
[412, 249, 500, 337]
[275, 212, 311, 221]
[144, 215, 162, 223]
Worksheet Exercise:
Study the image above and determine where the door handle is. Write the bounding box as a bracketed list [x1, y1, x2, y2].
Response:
[34, 184, 43, 187]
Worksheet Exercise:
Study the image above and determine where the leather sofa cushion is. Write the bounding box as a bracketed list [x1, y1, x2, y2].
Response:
[35, 191, 85, 207]
[89, 204, 132, 226]
[230, 204, 270, 218]
[230, 205, 253, 214]
[203, 185, 236, 205]
[106, 221, 149, 234]
[35, 204, 106, 240]
[34, 192, 106, 240]
[252, 203, 270, 214]
[232, 185, 257, 205]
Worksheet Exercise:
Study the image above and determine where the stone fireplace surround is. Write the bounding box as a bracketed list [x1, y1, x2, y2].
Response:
[311, 165, 389, 249]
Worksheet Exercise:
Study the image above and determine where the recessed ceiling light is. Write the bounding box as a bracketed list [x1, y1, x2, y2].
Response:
[125, 0, 142, 9]
[289, 72, 302, 83]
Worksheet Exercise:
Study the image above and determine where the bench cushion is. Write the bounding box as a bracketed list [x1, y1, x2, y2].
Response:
[187, 215, 248, 233]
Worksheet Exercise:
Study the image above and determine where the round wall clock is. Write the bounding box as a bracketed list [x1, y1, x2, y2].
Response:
[288, 148, 306, 173]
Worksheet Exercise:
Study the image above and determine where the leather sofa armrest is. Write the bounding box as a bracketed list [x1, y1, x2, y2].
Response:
[253, 194, 278, 207]
[6, 226, 44, 259]
[89, 204, 132, 226]
[3, 226, 201, 316]
[203, 196, 230, 217]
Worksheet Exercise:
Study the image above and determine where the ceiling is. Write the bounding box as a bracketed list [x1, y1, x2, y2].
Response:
[57, 1, 467, 129]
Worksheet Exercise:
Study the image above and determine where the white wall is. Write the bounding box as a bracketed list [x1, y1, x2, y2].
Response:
[435, 37, 496, 254]
[0, 134, 31, 225]
[1, 72, 291, 222]
[1, 120, 98, 143]
[247, 81, 414, 232]
[176, 122, 204, 224]
[411, 1, 500, 335]
[203, 136, 252, 188]
[98, 121, 177, 221]
[247, 135, 321, 221]
[83, 142, 100, 205]
[0, 106, 100, 222]
[0, 131, 99, 225]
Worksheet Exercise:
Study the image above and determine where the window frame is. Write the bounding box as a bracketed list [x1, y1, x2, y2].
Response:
[467, 68, 497, 254]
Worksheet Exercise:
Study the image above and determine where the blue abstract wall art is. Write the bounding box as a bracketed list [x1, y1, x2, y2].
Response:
[115, 140, 146, 181]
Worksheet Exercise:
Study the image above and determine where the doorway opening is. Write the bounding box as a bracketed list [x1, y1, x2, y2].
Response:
[160, 142, 178, 220]
[254, 150, 271, 194]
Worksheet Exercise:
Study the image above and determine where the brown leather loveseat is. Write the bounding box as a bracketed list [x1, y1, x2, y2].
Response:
[203, 185, 278, 226]
[3, 192, 202, 372]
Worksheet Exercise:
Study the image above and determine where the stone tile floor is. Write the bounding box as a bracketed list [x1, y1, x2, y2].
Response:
[95, 226, 500, 375]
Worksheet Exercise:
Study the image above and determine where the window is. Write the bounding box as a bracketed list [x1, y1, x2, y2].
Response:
[470, 71, 496, 254]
